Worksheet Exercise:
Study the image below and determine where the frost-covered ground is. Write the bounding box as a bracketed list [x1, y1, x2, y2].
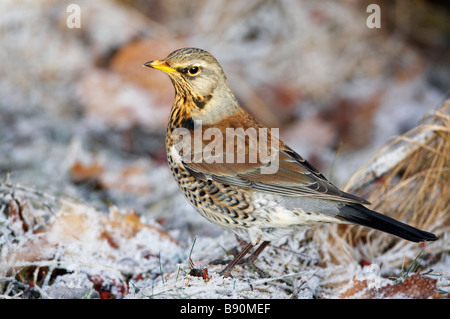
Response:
[0, 0, 449, 298]
[1, 180, 448, 299]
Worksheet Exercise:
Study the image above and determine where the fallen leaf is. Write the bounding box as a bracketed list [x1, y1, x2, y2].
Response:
[340, 273, 438, 299]
[70, 160, 104, 183]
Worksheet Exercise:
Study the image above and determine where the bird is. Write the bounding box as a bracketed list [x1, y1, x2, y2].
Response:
[143, 48, 438, 277]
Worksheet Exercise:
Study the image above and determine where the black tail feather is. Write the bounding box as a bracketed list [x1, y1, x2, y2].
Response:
[337, 204, 438, 242]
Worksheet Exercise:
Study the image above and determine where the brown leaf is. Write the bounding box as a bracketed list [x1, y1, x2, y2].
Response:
[340, 273, 438, 299]
[99, 162, 153, 195]
[339, 277, 370, 298]
[381, 273, 438, 299]
[70, 160, 104, 183]
[105, 206, 178, 244]
[109, 38, 185, 105]
[8, 198, 28, 233]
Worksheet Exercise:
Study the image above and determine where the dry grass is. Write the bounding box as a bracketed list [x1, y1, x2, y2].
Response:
[314, 98, 450, 271]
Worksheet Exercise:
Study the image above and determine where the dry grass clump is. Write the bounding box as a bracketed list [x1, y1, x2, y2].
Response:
[314, 98, 450, 270]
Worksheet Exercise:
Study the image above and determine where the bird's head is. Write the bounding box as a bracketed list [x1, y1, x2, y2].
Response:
[144, 48, 240, 123]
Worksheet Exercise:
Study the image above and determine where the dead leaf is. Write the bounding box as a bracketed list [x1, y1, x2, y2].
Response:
[70, 160, 104, 183]
[99, 162, 153, 195]
[105, 206, 178, 244]
[340, 273, 438, 299]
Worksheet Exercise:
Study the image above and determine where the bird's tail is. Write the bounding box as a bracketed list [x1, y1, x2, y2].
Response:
[337, 204, 438, 242]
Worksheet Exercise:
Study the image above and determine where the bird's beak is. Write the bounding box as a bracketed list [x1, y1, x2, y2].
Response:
[143, 60, 177, 75]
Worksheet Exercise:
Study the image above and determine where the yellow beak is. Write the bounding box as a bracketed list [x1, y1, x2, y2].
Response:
[143, 60, 177, 75]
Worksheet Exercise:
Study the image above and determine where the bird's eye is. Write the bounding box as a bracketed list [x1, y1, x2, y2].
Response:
[188, 66, 200, 75]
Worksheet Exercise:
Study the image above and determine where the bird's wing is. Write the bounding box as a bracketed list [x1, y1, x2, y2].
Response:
[175, 111, 369, 205]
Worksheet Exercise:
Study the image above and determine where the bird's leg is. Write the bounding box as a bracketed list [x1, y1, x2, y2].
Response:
[246, 241, 270, 265]
[218, 241, 271, 277]
[219, 242, 254, 277]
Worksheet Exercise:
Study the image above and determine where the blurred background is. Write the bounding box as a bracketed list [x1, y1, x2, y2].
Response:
[0, 0, 449, 238]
